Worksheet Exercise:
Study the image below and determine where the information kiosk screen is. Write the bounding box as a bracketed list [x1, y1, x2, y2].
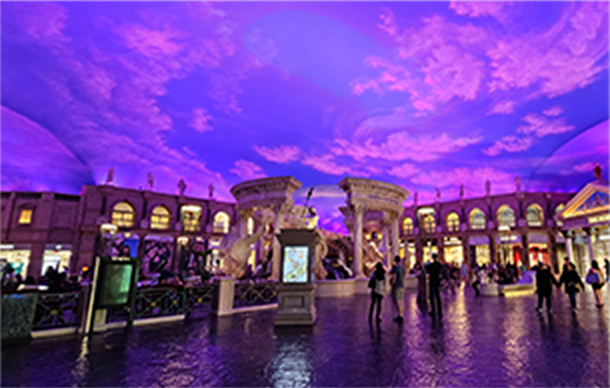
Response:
[282, 246, 309, 283]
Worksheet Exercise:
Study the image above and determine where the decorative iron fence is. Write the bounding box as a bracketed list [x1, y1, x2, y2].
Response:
[233, 280, 278, 308]
[32, 292, 80, 330]
[185, 284, 216, 318]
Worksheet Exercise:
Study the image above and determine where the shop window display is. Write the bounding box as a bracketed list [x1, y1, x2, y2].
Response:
[112, 202, 135, 228]
[181, 205, 202, 233]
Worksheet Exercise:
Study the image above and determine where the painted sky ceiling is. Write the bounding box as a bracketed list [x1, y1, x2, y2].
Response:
[1, 1, 609, 233]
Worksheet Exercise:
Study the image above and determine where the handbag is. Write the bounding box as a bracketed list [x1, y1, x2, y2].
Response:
[586, 271, 600, 285]
[368, 276, 376, 289]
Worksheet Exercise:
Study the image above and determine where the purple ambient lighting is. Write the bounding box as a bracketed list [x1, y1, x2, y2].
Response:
[1, 2, 608, 233]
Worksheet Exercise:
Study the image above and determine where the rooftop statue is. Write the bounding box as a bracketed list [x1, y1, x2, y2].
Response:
[147, 172, 154, 190]
[594, 162, 602, 181]
[178, 179, 187, 196]
[514, 176, 522, 192]
[105, 166, 115, 185]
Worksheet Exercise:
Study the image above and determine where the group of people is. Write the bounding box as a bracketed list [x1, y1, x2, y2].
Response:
[1, 265, 85, 293]
[368, 254, 608, 323]
[534, 258, 606, 313]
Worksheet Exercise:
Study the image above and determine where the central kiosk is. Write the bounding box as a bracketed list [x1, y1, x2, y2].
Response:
[274, 229, 317, 326]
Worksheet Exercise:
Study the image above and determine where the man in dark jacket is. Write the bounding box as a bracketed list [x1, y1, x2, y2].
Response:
[533, 261, 559, 313]
[426, 253, 443, 318]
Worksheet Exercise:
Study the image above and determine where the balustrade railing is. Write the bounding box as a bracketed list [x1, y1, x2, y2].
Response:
[32, 292, 80, 330]
[185, 284, 216, 318]
[233, 280, 278, 308]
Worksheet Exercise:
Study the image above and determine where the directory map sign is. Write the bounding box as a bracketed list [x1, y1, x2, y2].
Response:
[282, 246, 309, 283]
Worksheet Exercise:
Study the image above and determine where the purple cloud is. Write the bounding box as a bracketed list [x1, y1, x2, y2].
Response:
[483, 135, 534, 157]
[387, 163, 420, 179]
[190, 108, 213, 133]
[488, 100, 516, 115]
[542, 106, 564, 117]
[332, 131, 482, 162]
[253, 145, 301, 164]
[449, 2, 512, 21]
[487, 2, 608, 98]
[230, 160, 266, 181]
[517, 113, 574, 137]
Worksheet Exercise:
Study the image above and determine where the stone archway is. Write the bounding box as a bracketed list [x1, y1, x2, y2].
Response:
[339, 178, 409, 278]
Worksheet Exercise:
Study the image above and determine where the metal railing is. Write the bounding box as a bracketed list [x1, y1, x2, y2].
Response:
[185, 284, 216, 318]
[233, 280, 278, 308]
[32, 292, 81, 330]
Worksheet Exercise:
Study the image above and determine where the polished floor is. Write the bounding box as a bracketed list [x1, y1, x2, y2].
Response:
[3, 286, 609, 387]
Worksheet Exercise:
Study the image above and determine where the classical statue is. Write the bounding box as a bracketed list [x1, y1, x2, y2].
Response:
[313, 229, 328, 280]
[208, 183, 215, 199]
[594, 162, 602, 181]
[362, 237, 384, 277]
[514, 176, 522, 192]
[485, 179, 491, 196]
[105, 166, 115, 185]
[435, 187, 441, 202]
[220, 208, 275, 279]
[147, 172, 154, 190]
[459, 184, 465, 199]
[178, 179, 187, 196]
[413, 191, 419, 206]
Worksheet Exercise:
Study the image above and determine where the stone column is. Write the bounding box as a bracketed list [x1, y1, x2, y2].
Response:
[437, 237, 445, 264]
[238, 209, 251, 239]
[522, 233, 529, 269]
[353, 205, 365, 278]
[489, 233, 497, 265]
[548, 232, 559, 273]
[382, 222, 391, 266]
[587, 229, 596, 269]
[391, 214, 400, 261]
[462, 238, 471, 271]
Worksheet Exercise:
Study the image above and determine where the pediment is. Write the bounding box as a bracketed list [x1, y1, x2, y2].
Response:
[559, 181, 610, 220]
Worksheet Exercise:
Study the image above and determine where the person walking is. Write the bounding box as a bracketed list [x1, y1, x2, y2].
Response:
[558, 261, 584, 313]
[390, 256, 406, 323]
[368, 262, 386, 322]
[427, 253, 443, 318]
[533, 261, 559, 313]
[586, 260, 605, 308]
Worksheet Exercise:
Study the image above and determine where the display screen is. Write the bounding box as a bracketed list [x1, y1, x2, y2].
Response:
[97, 262, 134, 307]
[282, 246, 309, 283]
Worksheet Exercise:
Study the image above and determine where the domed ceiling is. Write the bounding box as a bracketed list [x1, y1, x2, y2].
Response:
[1, 2, 608, 233]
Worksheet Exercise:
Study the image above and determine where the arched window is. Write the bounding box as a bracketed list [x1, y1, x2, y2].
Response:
[446, 212, 460, 232]
[526, 204, 544, 227]
[112, 202, 135, 228]
[423, 214, 436, 234]
[402, 217, 413, 235]
[213, 211, 230, 234]
[150, 206, 170, 230]
[469, 208, 486, 230]
[497, 205, 515, 228]
[247, 217, 254, 235]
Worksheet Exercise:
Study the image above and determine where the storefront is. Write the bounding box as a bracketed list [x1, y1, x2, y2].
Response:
[495, 233, 522, 267]
[527, 232, 549, 266]
[0, 244, 31, 277]
[141, 235, 175, 277]
[443, 236, 464, 266]
[468, 236, 491, 267]
[557, 180, 609, 275]
[41, 244, 72, 275]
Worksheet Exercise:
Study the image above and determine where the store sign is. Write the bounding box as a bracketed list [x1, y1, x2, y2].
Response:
[588, 213, 610, 224]
[496, 234, 522, 244]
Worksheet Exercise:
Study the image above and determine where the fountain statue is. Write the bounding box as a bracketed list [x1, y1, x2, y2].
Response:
[219, 208, 275, 279]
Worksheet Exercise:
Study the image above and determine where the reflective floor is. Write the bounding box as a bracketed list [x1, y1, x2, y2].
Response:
[3, 287, 609, 387]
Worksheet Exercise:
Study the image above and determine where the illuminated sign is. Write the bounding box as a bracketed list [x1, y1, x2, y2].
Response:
[282, 246, 309, 283]
[588, 213, 610, 224]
